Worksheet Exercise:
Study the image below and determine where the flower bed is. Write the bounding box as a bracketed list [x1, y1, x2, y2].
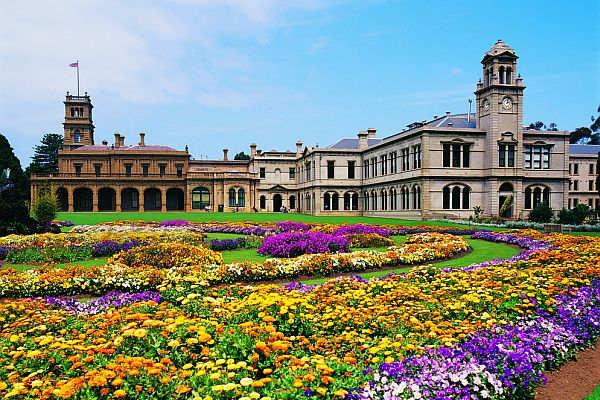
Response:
[0, 231, 597, 399]
[109, 242, 223, 269]
[0, 233, 468, 297]
[43, 291, 160, 314]
[345, 233, 394, 248]
[258, 232, 350, 257]
[0, 231, 205, 264]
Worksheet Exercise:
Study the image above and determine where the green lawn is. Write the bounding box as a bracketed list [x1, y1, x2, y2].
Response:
[56, 211, 506, 230]
[586, 384, 600, 400]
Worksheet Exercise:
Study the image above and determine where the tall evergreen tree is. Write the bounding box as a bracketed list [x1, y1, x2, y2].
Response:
[29, 133, 63, 175]
[0, 134, 32, 234]
[234, 151, 251, 160]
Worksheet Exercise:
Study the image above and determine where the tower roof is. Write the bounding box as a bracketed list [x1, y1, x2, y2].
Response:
[482, 39, 517, 62]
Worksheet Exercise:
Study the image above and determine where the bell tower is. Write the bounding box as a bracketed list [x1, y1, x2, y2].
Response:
[475, 39, 525, 169]
[62, 91, 95, 150]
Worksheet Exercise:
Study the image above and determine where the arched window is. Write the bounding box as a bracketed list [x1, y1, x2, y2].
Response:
[416, 186, 421, 209]
[452, 186, 461, 209]
[499, 182, 514, 192]
[260, 195, 266, 209]
[192, 187, 210, 209]
[543, 187, 550, 206]
[324, 192, 331, 211]
[524, 187, 532, 209]
[462, 186, 470, 209]
[390, 189, 396, 210]
[74, 130, 81, 143]
[274, 168, 281, 182]
[229, 188, 236, 207]
[352, 192, 358, 210]
[364, 192, 369, 211]
[506, 67, 512, 84]
[344, 192, 351, 211]
[238, 189, 245, 207]
[533, 187, 542, 208]
[443, 186, 451, 209]
[412, 186, 417, 209]
[499, 66, 505, 84]
[332, 192, 339, 211]
[371, 191, 377, 210]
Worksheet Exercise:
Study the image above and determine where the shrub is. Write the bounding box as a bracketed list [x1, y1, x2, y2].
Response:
[345, 233, 394, 248]
[109, 243, 223, 268]
[257, 232, 350, 258]
[528, 203, 553, 223]
[33, 192, 58, 225]
[558, 204, 591, 225]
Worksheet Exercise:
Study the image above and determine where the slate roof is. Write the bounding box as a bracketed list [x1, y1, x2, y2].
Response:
[328, 138, 382, 149]
[569, 144, 600, 155]
[425, 113, 476, 129]
[74, 145, 180, 152]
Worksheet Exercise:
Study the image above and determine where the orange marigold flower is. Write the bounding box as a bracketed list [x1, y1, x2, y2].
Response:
[114, 389, 127, 398]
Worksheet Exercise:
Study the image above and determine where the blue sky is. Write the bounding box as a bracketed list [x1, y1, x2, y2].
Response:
[1, 0, 598, 164]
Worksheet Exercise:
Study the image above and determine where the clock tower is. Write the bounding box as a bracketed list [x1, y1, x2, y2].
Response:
[475, 40, 525, 169]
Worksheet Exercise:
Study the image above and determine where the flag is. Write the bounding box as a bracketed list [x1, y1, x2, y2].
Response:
[69, 62, 78, 67]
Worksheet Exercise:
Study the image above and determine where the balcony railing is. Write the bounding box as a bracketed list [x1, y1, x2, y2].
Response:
[31, 172, 186, 179]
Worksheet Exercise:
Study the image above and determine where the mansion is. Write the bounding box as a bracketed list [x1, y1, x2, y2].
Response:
[30, 40, 599, 219]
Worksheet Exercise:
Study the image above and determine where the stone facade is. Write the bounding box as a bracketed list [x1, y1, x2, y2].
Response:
[30, 40, 599, 218]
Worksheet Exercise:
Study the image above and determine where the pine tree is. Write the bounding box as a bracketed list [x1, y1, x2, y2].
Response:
[29, 133, 63, 175]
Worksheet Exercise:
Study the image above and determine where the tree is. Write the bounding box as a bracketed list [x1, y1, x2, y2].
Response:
[29, 133, 63, 175]
[33, 191, 58, 224]
[591, 105, 600, 133]
[0, 134, 33, 235]
[528, 203, 553, 223]
[547, 122, 558, 131]
[234, 151, 251, 160]
[527, 121, 546, 130]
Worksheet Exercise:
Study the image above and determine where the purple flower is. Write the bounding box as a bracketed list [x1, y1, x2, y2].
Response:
[42, 291, 161, 314]
[258, 232, 350, 257]
[158, 219, 191, 227]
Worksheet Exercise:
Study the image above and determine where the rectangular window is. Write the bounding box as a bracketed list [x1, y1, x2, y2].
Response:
[533, 146, 542, 169]
[462, 144, 470, 168]
[508, 145, 515, 167]
[590, 180, 594, 191]
[443, 144, 451, 167]
[260, 168, 266, 179]
[159, 164, 166, 177]
[452, 144, 461, 167]
[289, 167, 295, 179]
[327, 160, 335, 179]
[125, 164, 132, 177]
[94, 164, 101, 177]
[347, 161, 355, 179]
[542, 147, 550, 169]
[524, 145, 532, 169]
[568, 198, 571, 209]
[75, 164, 82, 177]
[590, 164, 595, 175]
[176, 165, 183, 177]
[412, 146, 418, 169]
[569, 163, 572, 175]
[142, 164, 149, 177]
[372, 157, 377, 177]
[574, 198, 579, 206]
[589, 198, 593, 207]
[364, 160, 369, 178]
[415, 145, 421, 168]
[574, 163, 579, 174]
[574, 180, 579, 191]
[498, 144, 506, 167]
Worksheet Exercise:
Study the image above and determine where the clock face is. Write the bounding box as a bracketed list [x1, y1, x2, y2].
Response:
[502, 97, 513, 110]
[482, 99, 490, 112]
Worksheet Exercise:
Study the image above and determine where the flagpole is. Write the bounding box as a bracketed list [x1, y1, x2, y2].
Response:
[77, 60, 80, 96]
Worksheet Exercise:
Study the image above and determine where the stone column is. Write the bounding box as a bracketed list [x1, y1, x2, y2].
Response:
[161, 188, 167, 212]
[115, 186, 122, 212]
[92, 187, 99, 212]
[67, 187, 74, 212]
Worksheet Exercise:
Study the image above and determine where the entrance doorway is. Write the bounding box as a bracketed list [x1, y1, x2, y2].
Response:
[273, 194, 282, 212]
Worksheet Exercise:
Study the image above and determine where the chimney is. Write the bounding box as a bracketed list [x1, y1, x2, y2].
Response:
[357, 131, 368, 150]
[296, 141, 303, 156]
[223, 148, 229, 160]
[101, 140, 108, 146]
[119, 135, 125, 147]
[139, 132, 145, 146]
[367, 128, 377, 139]
[114, 132, 120, 148]
[250, 143, 257, 158]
